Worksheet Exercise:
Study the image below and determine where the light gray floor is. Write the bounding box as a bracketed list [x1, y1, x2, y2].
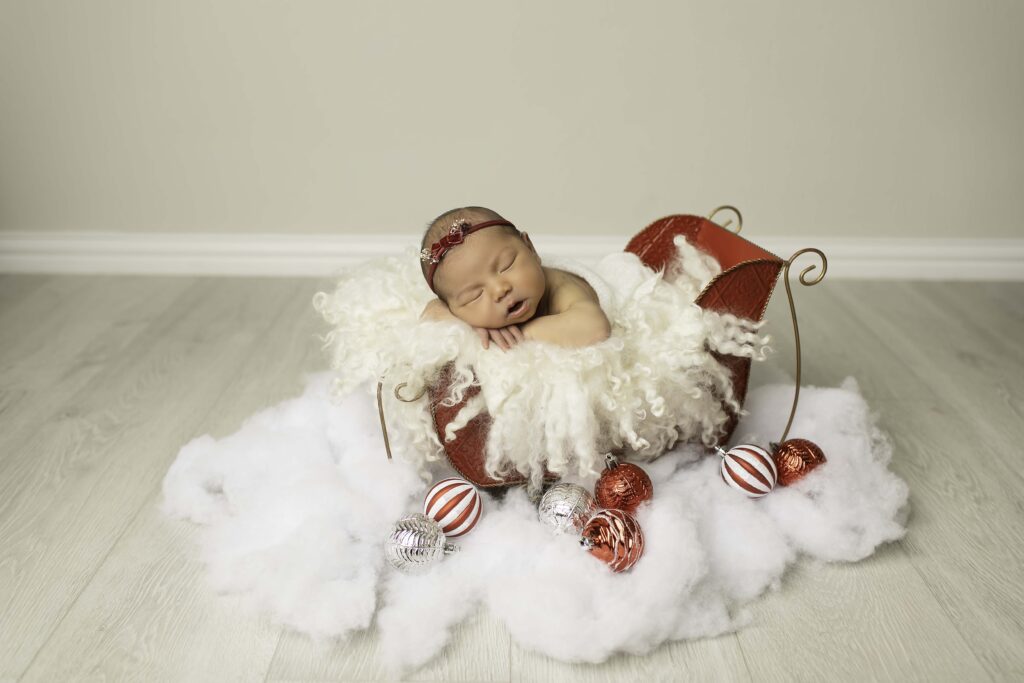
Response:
[0, 274, 1022, 682]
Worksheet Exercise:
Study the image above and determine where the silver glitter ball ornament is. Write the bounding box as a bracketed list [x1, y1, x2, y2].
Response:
[384, 513, 459, 574]
[537, 483, 598, 534]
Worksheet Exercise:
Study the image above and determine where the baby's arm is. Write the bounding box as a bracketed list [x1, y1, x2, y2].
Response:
[522, 299, 611, 348]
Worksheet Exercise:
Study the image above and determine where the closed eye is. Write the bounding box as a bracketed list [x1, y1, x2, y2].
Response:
[501, 256, 517, 272]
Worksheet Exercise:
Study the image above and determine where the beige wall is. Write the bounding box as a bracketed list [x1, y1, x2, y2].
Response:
[1, 1, 1021, 238]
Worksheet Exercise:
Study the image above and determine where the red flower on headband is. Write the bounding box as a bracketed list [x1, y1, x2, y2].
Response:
[420, 219, 472, 264]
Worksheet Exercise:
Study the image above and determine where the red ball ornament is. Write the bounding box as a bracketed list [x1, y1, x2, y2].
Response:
[594, 456, 653, 514]
[772, 438, 827, 487]
[718, 444, 777, 498]
[579, 509, 645, 573]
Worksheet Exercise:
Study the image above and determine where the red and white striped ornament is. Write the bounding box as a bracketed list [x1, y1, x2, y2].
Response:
[422, 477, 482, 537]
[718, 444, 777, 498]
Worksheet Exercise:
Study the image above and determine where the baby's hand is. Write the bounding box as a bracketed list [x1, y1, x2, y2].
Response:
[474, 324, 525, 352]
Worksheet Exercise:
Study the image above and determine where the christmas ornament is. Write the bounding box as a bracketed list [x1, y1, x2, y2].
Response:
[579, 509, 645, 573]
[537, 483, 597, 534]
[594, 455, 653, 514]
[384, 513, 458, 574]
[772, 438, 827, 486]
[718, 444, 777, 498]
[423, 477, 482, 537]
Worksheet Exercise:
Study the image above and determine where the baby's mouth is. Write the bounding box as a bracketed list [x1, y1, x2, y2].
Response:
[507, 299, 528, 319]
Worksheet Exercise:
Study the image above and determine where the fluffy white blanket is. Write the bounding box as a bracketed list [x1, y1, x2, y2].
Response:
[313, 237, 772, 489]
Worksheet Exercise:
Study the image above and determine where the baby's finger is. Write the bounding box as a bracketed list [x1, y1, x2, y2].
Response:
[508, 325, 525, 343]
[475, 327, 490, 349]
[490, 329, 510, 351]
[500, 328, 517, 348]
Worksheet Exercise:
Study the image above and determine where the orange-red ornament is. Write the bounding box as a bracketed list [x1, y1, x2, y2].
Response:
[772, 438, 827, 486]
[579, 509, 645, 572]
[594, 456, 653, 514]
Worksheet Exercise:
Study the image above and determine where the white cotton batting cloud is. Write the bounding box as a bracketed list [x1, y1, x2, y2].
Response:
[162, 373, 910, 676]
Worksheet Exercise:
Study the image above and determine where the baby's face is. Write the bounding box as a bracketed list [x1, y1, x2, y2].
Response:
[434, 227, 546, 329]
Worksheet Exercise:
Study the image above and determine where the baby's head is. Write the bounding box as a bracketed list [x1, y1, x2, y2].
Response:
[420, 206, 547, 329]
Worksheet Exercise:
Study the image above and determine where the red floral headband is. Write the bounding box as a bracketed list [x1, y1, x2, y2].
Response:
[420, 218, 517, 292]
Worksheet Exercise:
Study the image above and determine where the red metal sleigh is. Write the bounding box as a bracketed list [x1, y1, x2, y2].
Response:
[379, 206, 826, 489]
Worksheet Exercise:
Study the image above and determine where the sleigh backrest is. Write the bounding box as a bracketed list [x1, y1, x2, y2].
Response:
[625, 214, 783, 322]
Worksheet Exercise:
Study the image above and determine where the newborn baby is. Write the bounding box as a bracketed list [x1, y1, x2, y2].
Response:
[419, 206, 611, 350]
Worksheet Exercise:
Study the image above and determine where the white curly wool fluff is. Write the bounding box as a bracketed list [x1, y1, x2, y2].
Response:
[312, 237, 771, 489]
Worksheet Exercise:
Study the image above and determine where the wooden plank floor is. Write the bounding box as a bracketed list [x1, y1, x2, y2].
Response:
[0, 275, 1022, 682]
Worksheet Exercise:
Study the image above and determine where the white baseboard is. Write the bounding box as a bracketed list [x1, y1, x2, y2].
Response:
[0, 231, 1022, 280]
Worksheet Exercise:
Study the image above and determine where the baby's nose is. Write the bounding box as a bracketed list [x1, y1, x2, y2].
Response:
[493, 281, 512, 301]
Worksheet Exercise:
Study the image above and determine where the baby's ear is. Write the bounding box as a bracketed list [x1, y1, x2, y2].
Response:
[521, 231, 537, 254]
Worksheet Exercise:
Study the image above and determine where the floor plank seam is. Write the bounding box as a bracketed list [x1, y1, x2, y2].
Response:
[262, 630, 286, 683]
[732, 630, 755, 682]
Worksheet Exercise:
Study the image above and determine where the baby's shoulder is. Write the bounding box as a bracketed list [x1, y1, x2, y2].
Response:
[544, 267, 601, 314]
